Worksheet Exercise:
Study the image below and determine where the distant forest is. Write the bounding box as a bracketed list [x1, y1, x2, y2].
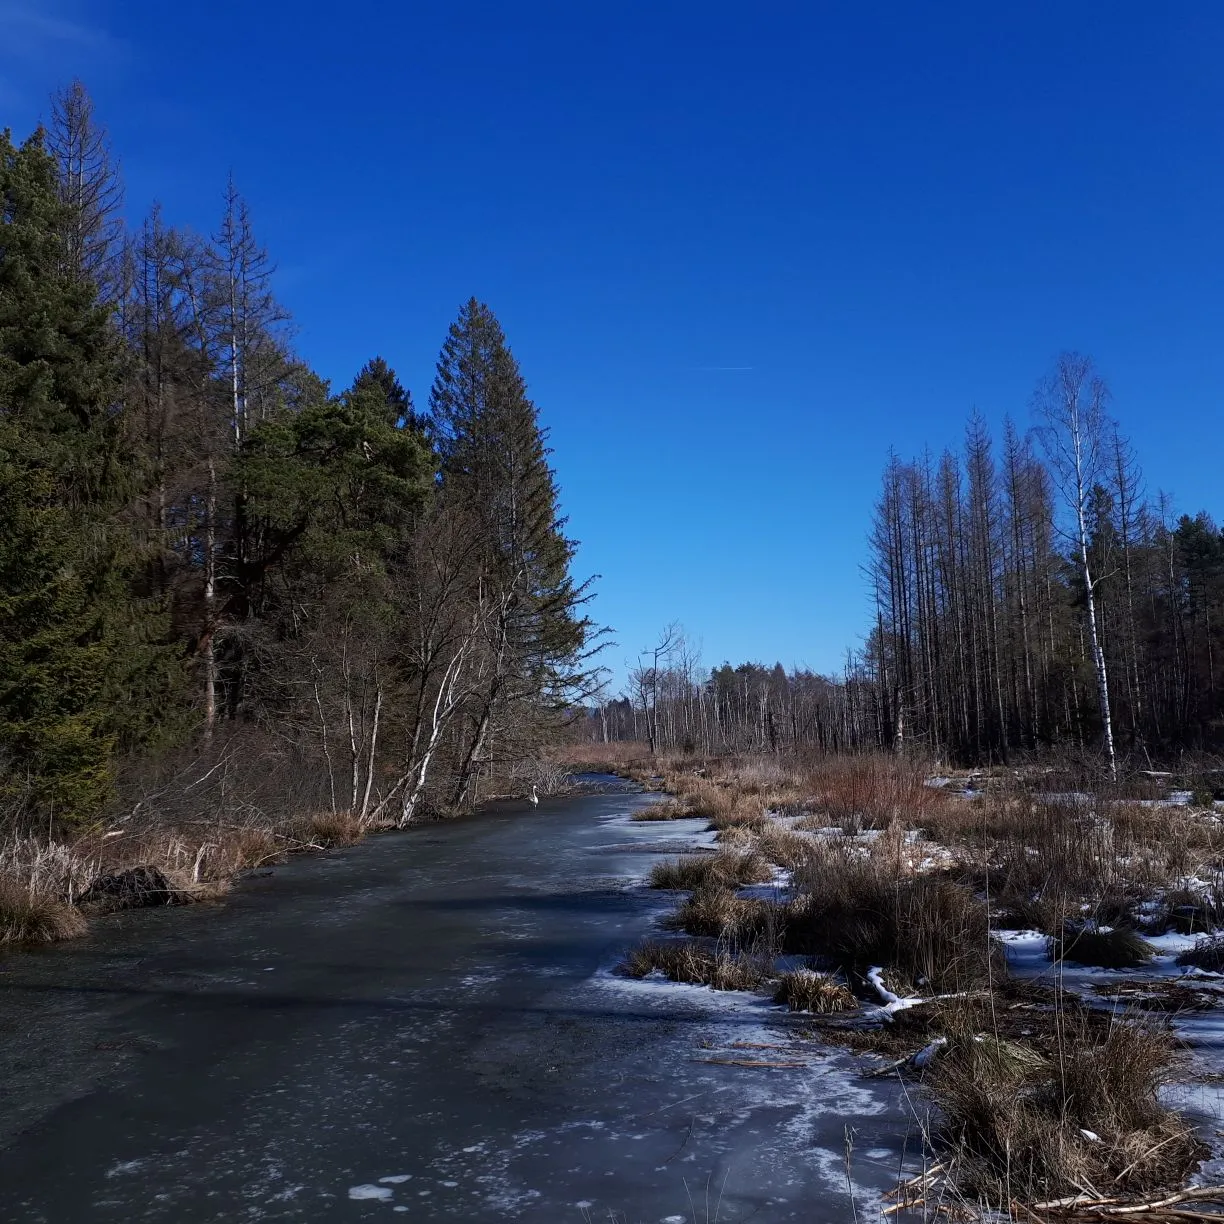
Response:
[0, 83, 595, 830]
[594, 359, 1223, 771]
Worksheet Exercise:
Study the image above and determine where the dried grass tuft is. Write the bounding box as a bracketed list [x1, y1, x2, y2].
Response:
[630, 800, 694, 822]
[928, 1018, 1203, 1204]
[774, 968, 856, 1013]
[294, 810, 364, 849]
[1176, 934, 1224, 973]
[663, 886, 782, 945]
[785, 841, 1000, 990]
[618, 939, 770, 991]
[649, 850, 772, 891]
[755, 823, 815, 869]
[1051, 926, 1156, 969]
[0, 880, 87, 943]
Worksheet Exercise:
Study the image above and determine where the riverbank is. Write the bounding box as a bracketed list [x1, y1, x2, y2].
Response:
[552, 746, 1224, 1218]
[0, 743, 573, 949]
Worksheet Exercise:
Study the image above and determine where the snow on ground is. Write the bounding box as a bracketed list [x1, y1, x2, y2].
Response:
[601, 784, 1224, 1197]
[997, 926, 1224, 1154]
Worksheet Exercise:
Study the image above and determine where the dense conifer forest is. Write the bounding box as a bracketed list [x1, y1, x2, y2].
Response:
[0, 83, 595, 842]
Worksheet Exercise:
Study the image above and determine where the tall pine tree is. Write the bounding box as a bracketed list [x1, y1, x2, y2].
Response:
[429, 299, 593, 807]
[0, 129, 181, 822]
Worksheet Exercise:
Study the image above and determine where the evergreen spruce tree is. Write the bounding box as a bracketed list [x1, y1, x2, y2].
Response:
[0, 129, 181, 821]
[429, 299, 593, 806]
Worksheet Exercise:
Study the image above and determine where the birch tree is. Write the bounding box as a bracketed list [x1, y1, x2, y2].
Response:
[1034, 353, 1118, 778]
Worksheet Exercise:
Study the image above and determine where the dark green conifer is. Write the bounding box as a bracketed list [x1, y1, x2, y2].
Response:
[429, 299, 594, 805]
[0, 129, 181, 821]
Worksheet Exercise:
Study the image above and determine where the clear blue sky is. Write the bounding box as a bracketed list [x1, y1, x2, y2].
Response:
[3, 2, 1221, 691]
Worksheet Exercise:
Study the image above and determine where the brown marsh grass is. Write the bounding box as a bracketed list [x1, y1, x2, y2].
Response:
[796, 754, 952, 833]
[649, 850, 772, 891]
[621, 749, 1216, 1212]
[662, 887, 782, 943]
[0, 879, 87, 943]
[618, 940, 770, 991]
[928, 1017, 1202, 1204]
[774, 969, 856, 1013]
[629, 800, 694, 822]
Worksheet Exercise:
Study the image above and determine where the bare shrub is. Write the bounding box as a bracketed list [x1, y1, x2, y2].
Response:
[649, 851, 772, 891]
[798, 754, 951, 832]
[774, 969, 855, 1013]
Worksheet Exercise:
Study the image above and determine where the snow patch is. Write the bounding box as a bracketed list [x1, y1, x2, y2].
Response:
[348, 1184, 394, 1202]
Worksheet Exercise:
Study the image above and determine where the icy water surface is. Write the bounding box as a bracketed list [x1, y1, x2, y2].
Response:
[0, 780, 912, 1222]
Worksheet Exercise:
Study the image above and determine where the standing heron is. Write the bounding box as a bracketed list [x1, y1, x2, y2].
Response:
[529, 784, 539, 806]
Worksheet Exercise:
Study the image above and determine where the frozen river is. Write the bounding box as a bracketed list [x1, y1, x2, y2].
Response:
[0, 779, 912, 1222]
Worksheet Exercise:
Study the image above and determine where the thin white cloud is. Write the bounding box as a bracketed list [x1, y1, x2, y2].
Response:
[0, 1, 125, 111]
[0, 1, 119, 56]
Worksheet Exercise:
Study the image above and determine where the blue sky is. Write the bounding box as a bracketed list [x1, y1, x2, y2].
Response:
[3, 2, 1221, 690]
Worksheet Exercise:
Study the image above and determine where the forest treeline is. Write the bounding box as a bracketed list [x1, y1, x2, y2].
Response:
[0, 83, 594, 834]
[593, 359, 1222, 772]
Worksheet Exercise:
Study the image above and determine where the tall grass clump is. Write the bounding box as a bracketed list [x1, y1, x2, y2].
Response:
[928, 1018, 1202, 1204]
[663, 886, 784, 946]
[774, 969, 856, 1013]
[787, 841, 999, 990]
[0, 879, 87, 943]
[618, 940, 770, 991]
[649, 850, 772, 891]
[630, 800, 694, 822]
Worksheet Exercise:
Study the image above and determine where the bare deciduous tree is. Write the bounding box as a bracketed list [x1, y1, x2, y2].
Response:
[1034, 353, 1118, 779]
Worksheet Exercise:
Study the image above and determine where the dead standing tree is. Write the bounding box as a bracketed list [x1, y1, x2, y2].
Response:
[631, 623, 682, 755]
